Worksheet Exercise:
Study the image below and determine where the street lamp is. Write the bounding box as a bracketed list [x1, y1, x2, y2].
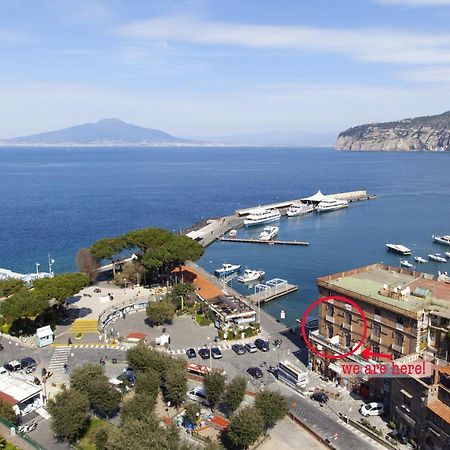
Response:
[35, 262, 40, 276]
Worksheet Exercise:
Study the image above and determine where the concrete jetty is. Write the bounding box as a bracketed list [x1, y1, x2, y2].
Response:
[249, 279, 298, 304]
[220, 238, 309, 246]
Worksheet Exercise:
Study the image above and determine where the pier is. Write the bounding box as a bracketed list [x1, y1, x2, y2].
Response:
[220, 238, 309, 246]
[249, 278, 298, 304]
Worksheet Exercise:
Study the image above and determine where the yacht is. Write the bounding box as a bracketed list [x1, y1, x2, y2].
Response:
[400, 260, 414, 269]
[445, 252, 450, 259]
[386, 244, 412, 255]
[414, 256, 428, 264]
[286, 203, 315, 217]
[244, 208, 281, 227]
[237, 269, 265, 283]
[316, 198, 349, 213]
[433, 235, 450, 246]
[214, 263, 241, 276]
[259, 226, 279, 241]
[428, 254, 447, 263]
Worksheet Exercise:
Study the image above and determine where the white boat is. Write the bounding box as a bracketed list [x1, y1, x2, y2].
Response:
[229, 229, 237, 238]
[237, 269, 265, 283]
[446, 252, 450, 258]
[414, 256, 428, 263]
[286, 203, 315, 217]
[428, 254, 447, 263]
[438, 272, 450, 283]
[244, 208, 281, 227]
[316, 198, 349, 213]
[259, 226, 279, 241]
[400, 260, 414, 268]
[214, 263, 241, 276]
[433, 235, 450, 246]
[386, 244, 412, 255]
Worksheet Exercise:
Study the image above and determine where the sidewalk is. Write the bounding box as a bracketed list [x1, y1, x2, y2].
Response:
[0, 422, 41, 450]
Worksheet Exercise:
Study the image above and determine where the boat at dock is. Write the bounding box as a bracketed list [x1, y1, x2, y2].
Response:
[229, 229, 237, 238]
[386, 244, 412, 255]
[259, 226, 279, 241]
[433, 235, 450, 246]
[237, 269, 265, 283]
[446, 252, 450, 258]
[438, 272, 450, 283]
[244, 208, 281, 227]
[400, 260, 414, 268]
[286, 203, 315, 217]
[428, 254, 447, 263]
[414, 256, 427, 263]
[214, 263, 241, 276]
[316, 198, 349, 213]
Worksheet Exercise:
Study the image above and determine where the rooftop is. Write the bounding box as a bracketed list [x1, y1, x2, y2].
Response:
[174, 265, 223, 301]
[0, 374, 42, 404]
[317, 264, 450, 317]
[427, 400, 450, 425]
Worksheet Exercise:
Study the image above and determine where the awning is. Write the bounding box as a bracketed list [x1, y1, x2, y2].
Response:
[301, 190, 330, 203]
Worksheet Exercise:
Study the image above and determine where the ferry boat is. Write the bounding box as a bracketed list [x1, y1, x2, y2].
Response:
[386, 244, 412, 255]
[214, 263, 241, 276]
[433, 235, 450, 246]
[316, 198, 349, 213]
[400, 260, 414, 268]
[414, 256, 428, 263]
[428, 254, 447, 263]
[259, 226, 279, 241]
[286, 203, 315, 217]
[237, 269, 265, 283]
[244, 208, 281, 227]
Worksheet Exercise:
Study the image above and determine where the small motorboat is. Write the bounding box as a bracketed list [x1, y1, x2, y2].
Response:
[229, 229, 237, 238]
[259, 226, 279, 241]
[414, 256, 428, 263]
[446, 252, 450, 258]
[400, 260, 414, 268]
[214, 263, 241, 276]
[237, 269, 265, 283]
[428, 254, 447, 263]
[286, 203, 315, 217]
[438, 272, 450, 283]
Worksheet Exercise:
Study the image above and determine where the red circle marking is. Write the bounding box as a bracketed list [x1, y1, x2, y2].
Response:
[301, 295, 367, 360]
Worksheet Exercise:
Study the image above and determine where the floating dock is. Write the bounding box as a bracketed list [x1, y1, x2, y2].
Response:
[220, 238, 309, 246]
[248, 278, 298, 304]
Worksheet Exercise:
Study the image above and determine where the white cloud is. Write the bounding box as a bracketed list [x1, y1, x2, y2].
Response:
[377, 0, 450, 6]
[117, 15, 450, 66]
[399, 66, 450, 82]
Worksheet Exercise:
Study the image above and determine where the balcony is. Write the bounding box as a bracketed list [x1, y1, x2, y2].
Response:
[373, 314, 381, 322]
[392, 342, 404, 353]
[396, 323, 404, 331]
[342, 322, 352, 331]
[325, 315, 334, 323]
[370, 333, 382, 344]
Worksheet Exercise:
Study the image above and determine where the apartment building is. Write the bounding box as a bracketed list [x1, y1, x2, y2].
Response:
[308, 264, 450, 397]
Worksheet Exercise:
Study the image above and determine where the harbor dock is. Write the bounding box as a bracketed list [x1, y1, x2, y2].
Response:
[220, 238, 309, 246]
[249, 279, 298, 304]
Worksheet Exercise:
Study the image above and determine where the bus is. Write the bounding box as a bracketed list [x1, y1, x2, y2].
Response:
[278, 360, 309, 388]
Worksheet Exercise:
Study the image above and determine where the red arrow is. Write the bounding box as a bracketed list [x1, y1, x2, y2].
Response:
[361, 348, 393, 361]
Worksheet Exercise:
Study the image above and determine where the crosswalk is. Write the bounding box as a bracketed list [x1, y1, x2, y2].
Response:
[48, 346, 72, 373]
[69, 319, 98, 333]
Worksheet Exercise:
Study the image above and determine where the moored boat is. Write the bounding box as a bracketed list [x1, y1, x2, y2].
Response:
[229, 229, 237, 238]
[259, 226, 279, 241]
[446, 252, 450, 258]
[433, 235, 450, 246]
[214, 263, 241, 276]
[400, 260, 414, 268]
[237, 269, 265, 283]
[414, 256, 427, 263]
[244, 208, 281, 227]
[428, 254, 447, 263]
[316, 198, 349, 213]
[386, 244, 412, 255]
[286, 203, 315, 217]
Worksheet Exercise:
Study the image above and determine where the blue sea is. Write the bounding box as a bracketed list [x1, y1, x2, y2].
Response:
[1, 147, 449, 326]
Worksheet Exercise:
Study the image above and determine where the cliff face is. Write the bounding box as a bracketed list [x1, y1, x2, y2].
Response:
[336, 111, 450, 151]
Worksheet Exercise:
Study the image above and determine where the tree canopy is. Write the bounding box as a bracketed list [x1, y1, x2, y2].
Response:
[204, 372, 226, 410]
[0, 279, 25, 299]
[146, 299, 176, 326]
[254, 390, 288, 430]
[0, 399, 16, 423]
[223, 376, 247, 415]
[227, 406, 263, 449]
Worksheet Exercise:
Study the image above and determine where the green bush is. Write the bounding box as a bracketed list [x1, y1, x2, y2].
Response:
[195, 313, 212, 327]
[388, 420, 396, 430]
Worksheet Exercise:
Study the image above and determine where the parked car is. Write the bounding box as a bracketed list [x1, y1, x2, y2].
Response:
[245, 343, 258, 353]
[4, 360, 22, 372]
[211, 347, 223, 359]
[232, 344, 246, 355]
[359, 402, 384, 417]
[0, 367, 7, 376]
[187, 387, 210, 406]
[310, 392, 329, 404]
[118, 367, 136, 387]
[254, 338, 269, 352]
[20, 357, 37, 373]
[186, 348, 197, 359]
[198, 348, 211, 360]
[247, 367, 263, 379]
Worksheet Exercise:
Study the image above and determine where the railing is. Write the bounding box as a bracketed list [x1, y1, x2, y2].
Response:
[342, 322, 352, 331]
[373, 314, 381, 322]
[370, 334, 382, 344]
[391, 343, 403, 353]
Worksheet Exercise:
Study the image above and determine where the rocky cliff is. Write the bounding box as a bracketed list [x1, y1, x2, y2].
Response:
[336, 111, 450, 151]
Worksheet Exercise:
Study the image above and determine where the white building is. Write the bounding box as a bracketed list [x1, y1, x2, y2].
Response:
[0, 374, 44, 416]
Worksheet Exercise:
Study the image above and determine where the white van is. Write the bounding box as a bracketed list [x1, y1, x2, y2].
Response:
[359, 402, 385, 417]
[187, 387, 210, 406]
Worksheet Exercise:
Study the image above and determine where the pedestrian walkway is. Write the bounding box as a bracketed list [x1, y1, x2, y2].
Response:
[69, 319, 98, 333]
[48, 346, 72, 373]
[51, 342, 123, 349]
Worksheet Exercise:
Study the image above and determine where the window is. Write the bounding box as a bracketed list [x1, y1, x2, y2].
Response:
[344, 311, 351, 325]
[394, 332, 404, 346]
[372, 344, 380, 361]
[345, 333, 351, 348]
[373, 323, 381, 337]
[396, 317, 404, 325]
[374, 308, 381, 316]
[326, 304, 334, 317]
[327, 324, 334, 339]
[403, 394, 411, 409]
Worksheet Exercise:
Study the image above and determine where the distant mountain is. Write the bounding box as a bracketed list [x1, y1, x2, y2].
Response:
[1, 118, 195, 146]
[336, 111, 450, 151]
[189, 131, 337, 147]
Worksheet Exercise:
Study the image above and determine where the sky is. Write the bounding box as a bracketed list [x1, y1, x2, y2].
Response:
[1, 0, 450, 138]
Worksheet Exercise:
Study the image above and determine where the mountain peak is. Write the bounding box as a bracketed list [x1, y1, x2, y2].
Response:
[96, 118, 126, 125]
